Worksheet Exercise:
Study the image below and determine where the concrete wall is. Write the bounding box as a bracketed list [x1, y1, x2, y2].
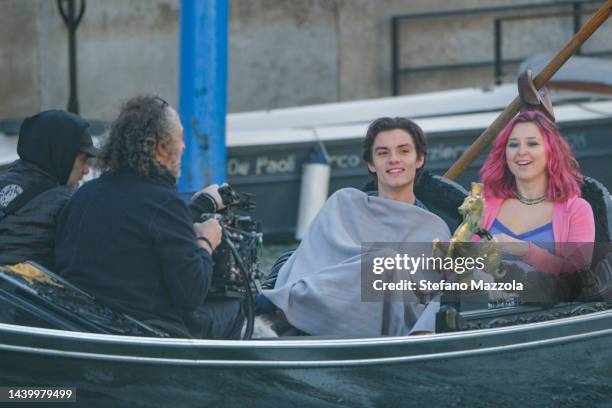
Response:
[36, 0, 180, 121]
[0, 0, 41, 117]
[0, 0, 609, 121]
[229, 0, 341, 111]
[0, 0, 179, 121]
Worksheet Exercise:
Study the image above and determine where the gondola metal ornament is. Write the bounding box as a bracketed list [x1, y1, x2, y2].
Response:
[433, 182, 504, 279]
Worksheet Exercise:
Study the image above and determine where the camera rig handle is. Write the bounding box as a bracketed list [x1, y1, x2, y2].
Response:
[218, 184, 256, 213]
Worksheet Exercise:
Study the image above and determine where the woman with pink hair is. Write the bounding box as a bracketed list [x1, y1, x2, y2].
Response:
[480, 110, 594, 275]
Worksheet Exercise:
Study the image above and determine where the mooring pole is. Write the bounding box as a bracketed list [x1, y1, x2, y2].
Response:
[444, 0, 612, 181]
[57, 0, 86, 114]
[178, 0, 229, 192]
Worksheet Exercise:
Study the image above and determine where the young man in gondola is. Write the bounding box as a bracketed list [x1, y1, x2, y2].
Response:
[259, 117, 452, 337]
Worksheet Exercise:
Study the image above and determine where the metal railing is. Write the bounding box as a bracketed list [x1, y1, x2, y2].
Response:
[390, 0, 610, 95]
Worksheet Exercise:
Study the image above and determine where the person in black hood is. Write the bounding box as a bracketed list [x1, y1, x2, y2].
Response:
[17, 109, 97, 187]
[0, 109, 97, 268]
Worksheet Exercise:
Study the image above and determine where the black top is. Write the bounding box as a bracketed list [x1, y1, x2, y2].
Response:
[55, 170, 214, 334]
[0, 160, 72, 268]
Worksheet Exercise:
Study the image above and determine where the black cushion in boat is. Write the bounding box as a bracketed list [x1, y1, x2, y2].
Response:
[576, 177, 612, 300]
[414, 171, 467, 232]
[262, 251, 294, 290]
[581, 176, 612, 243]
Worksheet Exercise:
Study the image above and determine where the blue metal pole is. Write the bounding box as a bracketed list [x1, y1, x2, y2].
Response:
[178, 0, 228, 192]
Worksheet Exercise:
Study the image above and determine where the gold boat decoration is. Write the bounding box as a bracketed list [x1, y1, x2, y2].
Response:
[433, 182, 504, 279]
[4, 263, 63, 288]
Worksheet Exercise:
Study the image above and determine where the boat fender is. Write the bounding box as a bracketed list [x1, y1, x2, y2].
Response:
[295, 141, 330, 240]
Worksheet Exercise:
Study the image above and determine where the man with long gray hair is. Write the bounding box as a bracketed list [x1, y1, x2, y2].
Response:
[55, 95, 243, 339]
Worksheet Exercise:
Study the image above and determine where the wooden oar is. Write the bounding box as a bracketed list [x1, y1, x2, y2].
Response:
[444, 0, 612, 181]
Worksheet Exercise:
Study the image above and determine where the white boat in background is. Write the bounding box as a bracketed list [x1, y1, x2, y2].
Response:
[0, 132, 17, 170]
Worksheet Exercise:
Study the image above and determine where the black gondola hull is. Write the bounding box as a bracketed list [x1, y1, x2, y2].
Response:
[1, 309, 612, 407]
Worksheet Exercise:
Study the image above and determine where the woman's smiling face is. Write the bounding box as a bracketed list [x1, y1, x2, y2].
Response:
[505, 121, 548, 184]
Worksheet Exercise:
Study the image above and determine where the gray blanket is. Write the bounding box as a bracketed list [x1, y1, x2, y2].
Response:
[263, 188, 451, 337]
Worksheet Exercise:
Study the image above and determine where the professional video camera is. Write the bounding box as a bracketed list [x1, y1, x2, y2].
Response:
[199, 184, 263, 299]
[211, 185, 262, 297]
[197, 184, 263, 338]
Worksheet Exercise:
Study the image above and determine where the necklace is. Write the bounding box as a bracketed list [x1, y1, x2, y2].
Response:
[516, 192, 546, 205]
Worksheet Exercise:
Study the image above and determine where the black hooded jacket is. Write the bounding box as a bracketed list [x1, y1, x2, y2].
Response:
[0, 160, 72, 268]
[0, 110, 90, 268]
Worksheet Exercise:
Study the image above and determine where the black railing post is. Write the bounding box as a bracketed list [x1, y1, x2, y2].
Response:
[391, 16, 400, 96]
[57, 0, 86, 114]
[390, 1, 604, 93]
[494, 18, 503, 85]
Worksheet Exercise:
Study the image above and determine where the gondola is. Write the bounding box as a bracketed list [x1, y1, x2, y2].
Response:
[2, 4, 612, 406]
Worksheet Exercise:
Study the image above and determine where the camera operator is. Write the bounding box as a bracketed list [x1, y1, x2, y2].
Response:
[55, 95, 244, 339]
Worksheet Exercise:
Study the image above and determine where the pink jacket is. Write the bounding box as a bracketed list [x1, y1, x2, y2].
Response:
[481, 196, 595, 275]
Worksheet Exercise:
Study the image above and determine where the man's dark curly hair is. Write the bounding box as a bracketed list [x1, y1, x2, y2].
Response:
[99, 95, 179, 178]
[362, 116, 427, 182]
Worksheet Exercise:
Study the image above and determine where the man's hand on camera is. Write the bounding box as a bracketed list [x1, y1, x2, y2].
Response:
[193, 184, 226, 211]
[194, 219, 222, 254]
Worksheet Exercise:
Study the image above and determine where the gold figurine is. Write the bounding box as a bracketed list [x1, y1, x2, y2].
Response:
[433, 182, 504, 278]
